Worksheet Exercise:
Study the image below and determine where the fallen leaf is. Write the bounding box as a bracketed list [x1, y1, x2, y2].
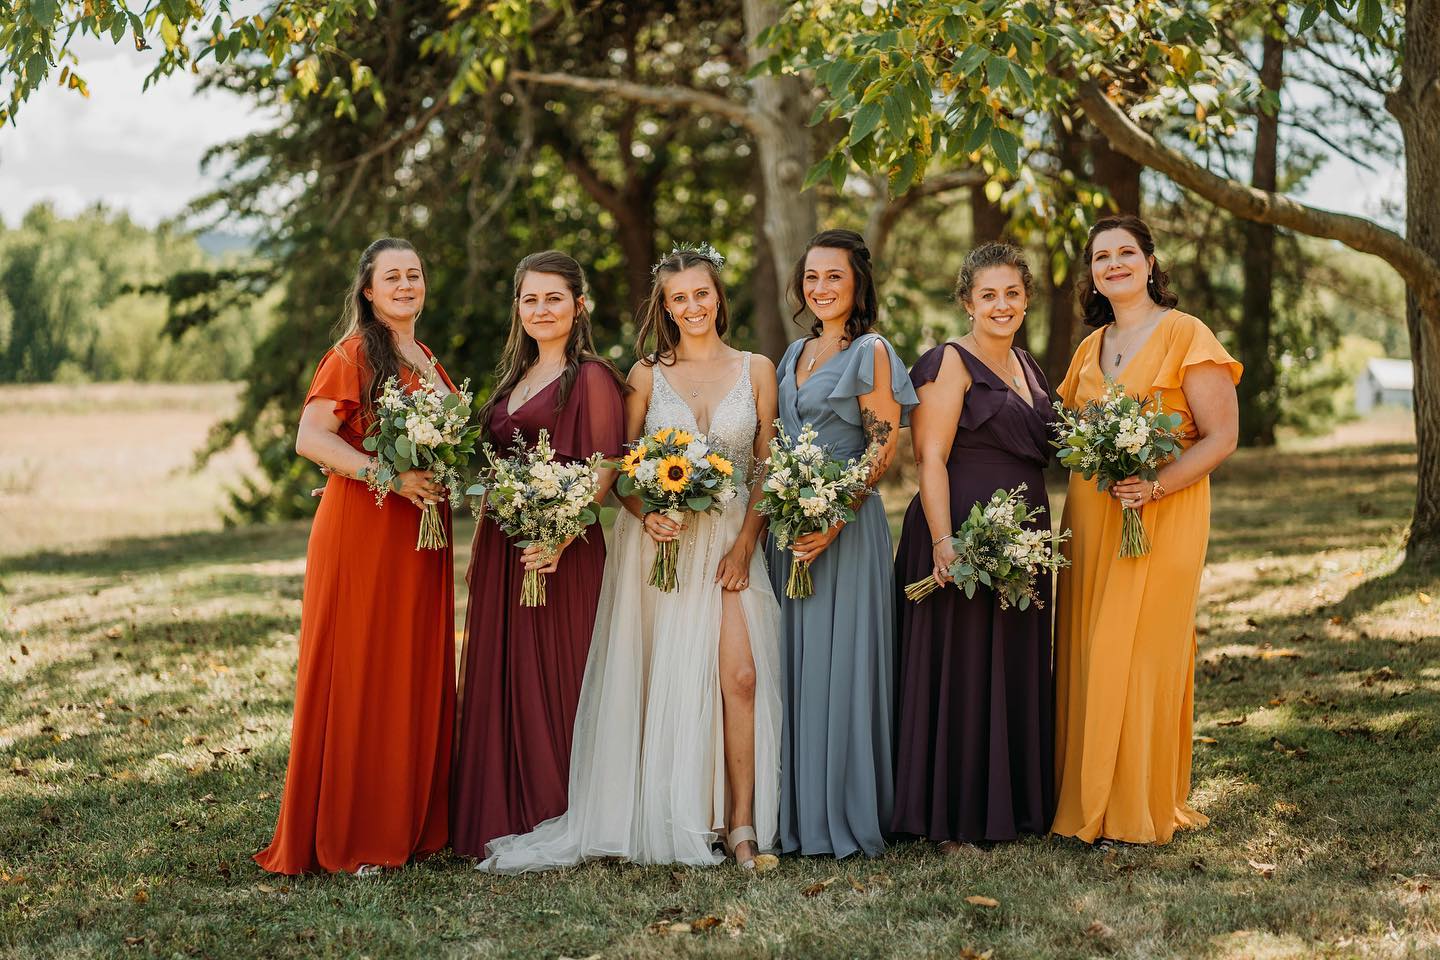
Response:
[1362, 666, 1400, 686]
[1194, 736, 1218, 744]
[182, 735, 206, 747]
[256, 883, 277, 893]
[1217, 716, 1247, 727]
[1419, 592, 1432, 605]
[256, 791, 272, 801]
[691, 916, 721, 932]
[958, 948, 994, 959]
[667, 922, 692, 934]
[105, 626, 123, 639]
[965, 895, 1000, 908]
[197, 793, 218, 805]
[1328, 615, 1346, 625]
[123, 936, 144, 947]
[1247, 858, 1276, 878]
[801, 876, 839, 897]
[187, 761, 208, 776]
[10, 758, 30, 777]
[216, 861, 232, 880]
[19, 644, 28, 656]
[132, 889, 148, 904]
[1086, 920, 1115, 939]
[752, 853, 779, 873]
[1258, 648, 1301, 660]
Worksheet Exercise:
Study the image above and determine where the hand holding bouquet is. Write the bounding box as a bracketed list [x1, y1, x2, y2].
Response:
[754, 421, 875, 599]
[904, 484, 1069, 609]
[466, 429, 604, 607]
[1052, 378, 1183, 558]
[363, 374, 481, 549]
[612, 427, 737, 592]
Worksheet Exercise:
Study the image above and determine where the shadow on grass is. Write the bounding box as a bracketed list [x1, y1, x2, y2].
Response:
[0, 523, 310, 580]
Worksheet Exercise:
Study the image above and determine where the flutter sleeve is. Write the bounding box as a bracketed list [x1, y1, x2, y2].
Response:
[304, 339, 366, 422]
[908, 343, 952, 391]
[554, 360, 626, 462]
[1153, 313, 1244, 390]
[828, 333, 920, 427]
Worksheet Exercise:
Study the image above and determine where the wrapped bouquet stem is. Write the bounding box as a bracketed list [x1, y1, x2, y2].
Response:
[466, 429, 604, 607]
[1052, 378, 1184, 559]
[754, 421, 875, 599]
[363, 373, 481, 550]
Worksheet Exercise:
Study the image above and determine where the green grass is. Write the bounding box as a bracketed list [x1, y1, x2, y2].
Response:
[2, 387, 1437, 959]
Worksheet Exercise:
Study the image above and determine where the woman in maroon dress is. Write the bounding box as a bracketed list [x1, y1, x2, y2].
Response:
[891, 243, 1056, 850]
[451, 251, 627, 858]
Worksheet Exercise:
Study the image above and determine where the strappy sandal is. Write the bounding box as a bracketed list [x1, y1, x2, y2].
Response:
[353, 864, 383, 876]
[726, 826, 759, 870]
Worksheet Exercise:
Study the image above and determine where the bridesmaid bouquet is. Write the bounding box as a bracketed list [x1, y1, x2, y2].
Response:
[1052, 378, 1184, 558]
[363, 374, 482, 549]
[465, 429, 604, 607]
[611, 427, 738, 592]
[904, 484, 1069, 610]
[754, 421, 875, 599]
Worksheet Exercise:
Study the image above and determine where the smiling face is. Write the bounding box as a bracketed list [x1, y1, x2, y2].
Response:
[802, 247, 856, 325]
[364, 248, 426, 323]
[1089, 227, 1154, 304]
[964, 264, 1028, 338]
[517, 270, 580, 349]
[662, 265, 720, 339]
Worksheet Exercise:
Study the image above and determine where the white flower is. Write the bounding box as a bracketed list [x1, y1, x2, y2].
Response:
[684, 439, 711, 465]
[717, 484, 738, 504]
[799, 495, 828, 518]
[636, 459, 659, 484]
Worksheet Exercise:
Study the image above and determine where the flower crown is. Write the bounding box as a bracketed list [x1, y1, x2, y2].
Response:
[651, 241, 725, 276]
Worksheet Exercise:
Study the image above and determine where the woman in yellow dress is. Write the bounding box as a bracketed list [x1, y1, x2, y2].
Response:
[1052, 214, 1242, 845]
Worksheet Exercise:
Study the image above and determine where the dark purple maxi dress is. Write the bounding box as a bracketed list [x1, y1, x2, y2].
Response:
[891, 342, 1057, 844]
[451, 361, 625, 858]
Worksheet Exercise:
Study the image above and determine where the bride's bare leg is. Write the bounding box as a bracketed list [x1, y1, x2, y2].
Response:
[718, 590, 757, 860]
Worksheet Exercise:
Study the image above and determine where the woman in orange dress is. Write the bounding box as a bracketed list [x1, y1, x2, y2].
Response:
[255, 237, 457, 874]
[1052, 215, 1241, 846]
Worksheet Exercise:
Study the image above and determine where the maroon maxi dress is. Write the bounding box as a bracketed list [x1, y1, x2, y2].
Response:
[451, 360, 625, 858]
[891, 343, 1057, 844]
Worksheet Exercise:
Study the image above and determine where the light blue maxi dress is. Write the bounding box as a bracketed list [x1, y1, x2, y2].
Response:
[768, 332, 919, 858]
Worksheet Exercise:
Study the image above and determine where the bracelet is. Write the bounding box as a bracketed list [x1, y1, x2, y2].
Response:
[932, 533, 950, 546]
[1150, 479, 1166, 501]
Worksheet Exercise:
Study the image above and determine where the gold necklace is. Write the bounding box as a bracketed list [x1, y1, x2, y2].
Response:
[962, 337, 1024, 391]
[674, 356, 741, 399]
[806, 335, 847, 372]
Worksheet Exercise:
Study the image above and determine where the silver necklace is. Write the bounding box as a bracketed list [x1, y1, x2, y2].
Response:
[963, 337, 1024, 391]
[674, 358, 738, 399]
[806, 335, 846, 372]
[517, 362, 563, 399]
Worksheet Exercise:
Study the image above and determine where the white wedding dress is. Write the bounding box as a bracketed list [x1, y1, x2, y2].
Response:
[479, 355, 783, 873]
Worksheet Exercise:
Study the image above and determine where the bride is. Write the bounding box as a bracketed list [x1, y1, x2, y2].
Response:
[479, 245, 783, 872]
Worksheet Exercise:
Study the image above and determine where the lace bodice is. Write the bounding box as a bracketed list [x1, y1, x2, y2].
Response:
[647, 354, 757, 491]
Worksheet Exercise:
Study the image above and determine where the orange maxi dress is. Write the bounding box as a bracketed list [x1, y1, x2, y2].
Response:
[255, 335, 457, 874]
[1051, 310, 1241, 845]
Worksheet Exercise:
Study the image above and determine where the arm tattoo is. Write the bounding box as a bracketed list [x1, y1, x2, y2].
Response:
[861, 408, 894, 448]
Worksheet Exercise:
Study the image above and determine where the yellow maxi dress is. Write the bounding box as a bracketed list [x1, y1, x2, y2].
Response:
[1051, 310, 1242, 844]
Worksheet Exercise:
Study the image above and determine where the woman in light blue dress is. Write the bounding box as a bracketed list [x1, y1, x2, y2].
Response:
[768, 229, 918, 858]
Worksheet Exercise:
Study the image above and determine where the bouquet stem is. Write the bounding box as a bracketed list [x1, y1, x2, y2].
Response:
[416, 501, 448, 550]
[903, 575, 943, 602]
[1119, 505, 1150, 558]
[786, 558, 814, 600]
[521, 568, 547, 607]
[649, 540, 679, 592]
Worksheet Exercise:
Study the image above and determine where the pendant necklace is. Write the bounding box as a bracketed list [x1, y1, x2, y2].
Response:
[806, 335, 846, 372]
[518, 362, 563, 400]
[964, 337, 1024, 391]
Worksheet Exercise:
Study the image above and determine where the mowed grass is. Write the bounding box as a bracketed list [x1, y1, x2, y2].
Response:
[1, 387, 1437, 959]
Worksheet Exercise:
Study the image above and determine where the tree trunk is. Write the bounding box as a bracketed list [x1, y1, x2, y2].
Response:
[751, 173, 786, 358]
[1091, 132, 1143, 214]
[1044, 116, 1086, 389]
[969, 181, 1008, 243]
[1393, 0, 1440, 564]
[1237, 29, 1285, 447]
[744, 0, 818, 361]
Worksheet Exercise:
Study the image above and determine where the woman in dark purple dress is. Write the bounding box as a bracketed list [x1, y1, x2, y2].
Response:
[891, 243, 1056, 850]
[451, 251, 627, 859]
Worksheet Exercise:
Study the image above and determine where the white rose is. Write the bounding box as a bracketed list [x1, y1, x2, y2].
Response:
[684, 440, 711, 465]
[636, 459, 659, 484]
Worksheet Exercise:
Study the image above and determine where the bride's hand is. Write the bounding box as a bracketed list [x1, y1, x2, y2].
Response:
[644, 512, 684, 543]
[715, 542, 754, 592]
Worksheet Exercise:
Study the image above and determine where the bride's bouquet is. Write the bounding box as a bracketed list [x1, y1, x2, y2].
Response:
[1052, 378, 1184, 558]
[612, 427, 737, 592]
[363, 374, 481, 549]
[754, 421, 875, 599]
[904, 484, 1069, 610]
[465, 429, 604, 607]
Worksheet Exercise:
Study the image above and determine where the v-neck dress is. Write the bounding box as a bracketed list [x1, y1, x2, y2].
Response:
[1051, 310, 1241, 844]
[451, 361, 625, 858]
[891, 343, 1057, 844]
[767, 333, 919, 858]
[255, 335, 457, 874]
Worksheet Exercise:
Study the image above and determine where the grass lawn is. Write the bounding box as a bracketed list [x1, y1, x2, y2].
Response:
[1, 386, 1436, 959]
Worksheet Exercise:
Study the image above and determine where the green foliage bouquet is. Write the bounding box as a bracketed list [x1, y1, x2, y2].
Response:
[362, 375, 481, 550]
[904, 485, 1069, 609]
[465, 429, 604, 607]
[1052, 378, 1184, 558]
[754, 421, 875, 599]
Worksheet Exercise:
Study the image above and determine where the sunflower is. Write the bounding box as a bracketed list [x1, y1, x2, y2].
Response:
[671, 429, 695, 447]
[652, 427, 674, 445]
[657, 455, 692, 493]
[706, 452, 734, 477]
[620, 442, 648, 477]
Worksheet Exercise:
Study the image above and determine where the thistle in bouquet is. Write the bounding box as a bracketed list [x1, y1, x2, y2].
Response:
[904, 484, 1070, 610]
[465, 429, 604, 607]
[1051, 377, 1183, 558]
[611, 426, 738, 592]
[362, 374, 482, 549]
[754, 421, 875, 599]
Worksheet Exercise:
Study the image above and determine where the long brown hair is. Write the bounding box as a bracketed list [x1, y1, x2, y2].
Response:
[1079, 214, 1179, 328]
[788, 228, 880, 343]
[335, 237, 424, 420]
[634, 248, 731, 365]
[477, 250, 627, 438]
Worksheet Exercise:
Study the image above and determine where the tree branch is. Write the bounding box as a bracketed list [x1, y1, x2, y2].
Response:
[867, 167, 986, 259]
[1078, 80, 1440, 317]
[510, 69, 759, 132]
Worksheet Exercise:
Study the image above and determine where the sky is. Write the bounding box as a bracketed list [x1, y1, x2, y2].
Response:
[0, 35, 1408, 233]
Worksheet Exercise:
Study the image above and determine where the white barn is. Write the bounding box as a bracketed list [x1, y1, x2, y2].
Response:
[1354, 358, 1414, 414]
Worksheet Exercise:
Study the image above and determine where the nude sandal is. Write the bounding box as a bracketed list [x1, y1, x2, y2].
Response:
[726, 826, 759, 870]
